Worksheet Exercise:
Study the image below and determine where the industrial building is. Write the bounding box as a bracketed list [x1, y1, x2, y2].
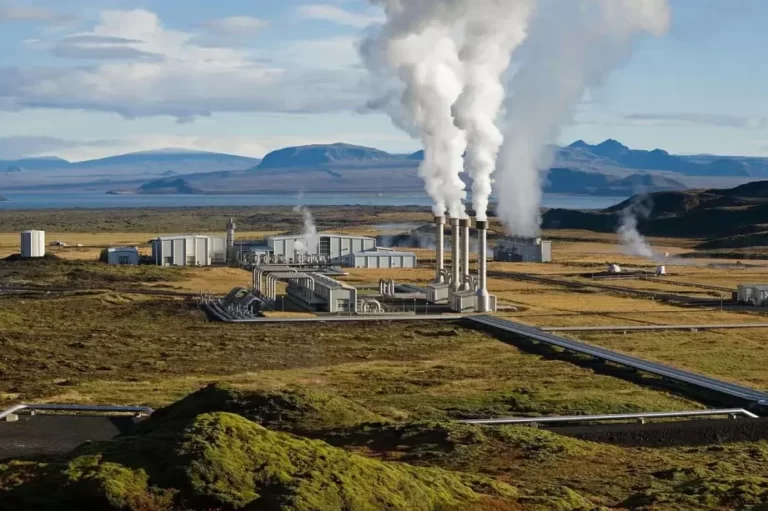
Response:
[104, 247, 139, 265]
[342, 250, 417, 269]
[736, 284, 768, 306]
[152, 235, 226, 266]
[20, 230, 45, 258]
[267, 234, 376, 264]
[494, 236, 552, 263]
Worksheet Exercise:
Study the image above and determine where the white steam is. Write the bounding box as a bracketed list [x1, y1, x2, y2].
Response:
[362, 1, 468, 218]
[293, 205, 319, 255]
[452, 0, 535, 221]
[618, 198, 655, 259]
[495, 0, 671, 236]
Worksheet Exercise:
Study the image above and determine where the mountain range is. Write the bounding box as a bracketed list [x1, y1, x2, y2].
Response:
[1, 140, 766, 196]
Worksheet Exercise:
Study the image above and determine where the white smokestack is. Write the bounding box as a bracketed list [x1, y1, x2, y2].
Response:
[452, 0, 535, 222]
[434, 215, 446, 283]
[495, 0, 671, 236]
[460, 218, 471, 290]
[362, 1, 468, 218]
[475, 220, 490, 312]
[450, 217, 461, 292]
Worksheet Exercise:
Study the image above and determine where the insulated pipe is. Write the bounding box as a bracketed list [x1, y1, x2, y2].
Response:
[475, 220, 490, 312]
[460, 218, 471, 291]
[434, 216, 446, 283]
[450, 217, 461, 292]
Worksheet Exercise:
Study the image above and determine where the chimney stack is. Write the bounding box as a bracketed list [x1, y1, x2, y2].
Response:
[450, 217, 461, 292]
[434, 216, 446, 283]
[475, 220, 490, 312]
[460, 218, 471, 291]
[226, 217, 236, 262]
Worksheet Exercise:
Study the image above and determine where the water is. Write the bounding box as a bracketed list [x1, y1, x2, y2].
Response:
[0, 192, 626, 211]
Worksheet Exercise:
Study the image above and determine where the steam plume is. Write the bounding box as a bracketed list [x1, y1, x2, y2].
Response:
[293, 205, 319, 255]
[618, 197, 655, 259]
[495, 0, 671, 236]
[362, 1, 468, 218]
[452, 0, 535, 221]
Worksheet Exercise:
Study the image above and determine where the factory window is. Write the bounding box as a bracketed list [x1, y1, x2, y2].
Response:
[319, 237, 331, 257]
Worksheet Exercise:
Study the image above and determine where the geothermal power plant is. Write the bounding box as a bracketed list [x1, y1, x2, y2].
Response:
[202, 214, 497, 320]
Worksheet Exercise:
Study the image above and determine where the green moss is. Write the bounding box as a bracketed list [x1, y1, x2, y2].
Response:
[147, 383, 384, 435]
[518, 486, 596, 511]
[0, 412, 520, 511]
[626, 462, 768, 510]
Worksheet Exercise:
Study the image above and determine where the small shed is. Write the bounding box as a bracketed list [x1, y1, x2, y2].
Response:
[105, 247, 140, 265]
[343, 250, 417, 269]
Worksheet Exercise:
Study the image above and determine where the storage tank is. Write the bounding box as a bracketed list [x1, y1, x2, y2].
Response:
[656, 265, 666, 276]
[608, 263, 622, 274]
[20, 230, 45, 258]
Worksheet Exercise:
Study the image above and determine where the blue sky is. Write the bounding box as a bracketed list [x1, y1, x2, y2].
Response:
[0, 0, 766, 161]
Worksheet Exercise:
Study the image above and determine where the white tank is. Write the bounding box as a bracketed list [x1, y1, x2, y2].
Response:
[20, 230, 45, 258]
[608, 263, 622, 274]
[656, 265, 666, 275]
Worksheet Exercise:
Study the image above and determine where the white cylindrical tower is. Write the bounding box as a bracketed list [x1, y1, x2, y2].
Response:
[475, 220, 490, 312]
[434, 216, 445, 283]
[20, 230, 45, 258]
[450, 217, 461, 292]
[460, 218, 471, 291]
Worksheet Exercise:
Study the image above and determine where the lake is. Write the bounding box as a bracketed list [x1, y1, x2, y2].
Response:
[0, 192, 626, 211]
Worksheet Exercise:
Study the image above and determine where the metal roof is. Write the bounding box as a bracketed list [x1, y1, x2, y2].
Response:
[155, 234, 225, 241]
[268, 233, 375, 241]
[349, 250, 417, 257]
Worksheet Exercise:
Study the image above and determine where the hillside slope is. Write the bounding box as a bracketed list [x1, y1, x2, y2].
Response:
[542, 181, 768, 248]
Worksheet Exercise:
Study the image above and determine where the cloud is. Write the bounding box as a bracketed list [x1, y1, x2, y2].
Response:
[622, 113, 768, 130]
[297, 4, 383, 28]
[2, 9, 367, 121]
[202, 16, 267, 37]
[0, 2, 63, 22]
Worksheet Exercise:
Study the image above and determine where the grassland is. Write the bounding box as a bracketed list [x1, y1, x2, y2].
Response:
[3, 206, 768, 509]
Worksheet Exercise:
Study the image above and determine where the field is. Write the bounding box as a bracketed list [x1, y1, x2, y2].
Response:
[3, 206, 768, 510]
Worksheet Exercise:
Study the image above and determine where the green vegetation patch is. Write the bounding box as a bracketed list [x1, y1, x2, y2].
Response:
[149, 383, 384, 435]
[626, 462, 768, 510]
[0, 412, 520, 511]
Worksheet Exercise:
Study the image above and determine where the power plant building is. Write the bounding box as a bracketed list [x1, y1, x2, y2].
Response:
[20, 230, 45, 258]
[342, 250, 417, 269]
[152, 235, 227, 266]
[494, 237, 552, 263]
[267, 234, 376, 263]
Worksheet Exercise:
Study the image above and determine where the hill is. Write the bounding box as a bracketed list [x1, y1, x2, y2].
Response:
[258, 143, 400, 169]
[561, 139, 757, 177]
[136, 177, 203, 194]
[542, 180, 768, 249]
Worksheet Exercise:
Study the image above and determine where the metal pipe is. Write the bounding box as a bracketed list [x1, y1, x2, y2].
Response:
[475, 220, 490, 312]
[1, 404, 154, 421]
[460, 218, 471, 291]
[459, 408, 759, 426]
[434, 216, 445, 284]
[450, 217, 460, 292]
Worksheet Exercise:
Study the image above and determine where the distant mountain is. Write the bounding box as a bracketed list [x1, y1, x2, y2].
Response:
[561, 139, 754, 177]
[77, 149, 259, 174]
[4, 166, 24, 173]
[541, 180, 768, 249]
[0, 157, 72, 171]
[136, 177, 203, 195]
[257, 143, 400, 169]
[544, 168, 686, 195]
